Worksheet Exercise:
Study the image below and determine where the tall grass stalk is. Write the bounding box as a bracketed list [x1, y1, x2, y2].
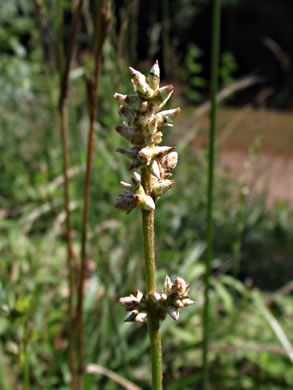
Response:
[202, 0, 221, 389]
[76, 1, 111, 386]
[57, 1, 84, 389]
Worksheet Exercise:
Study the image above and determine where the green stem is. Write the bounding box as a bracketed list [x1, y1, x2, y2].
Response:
[202, 1, 221, 389]
[141, 167, 163, 390]
[23, 344, 30, 390]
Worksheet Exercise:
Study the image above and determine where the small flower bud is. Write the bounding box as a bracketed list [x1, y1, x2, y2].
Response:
[152, 179, 175, 198]
[147, 118, 158, 135]
[114, 92, 127, 102]
[182, 298, 195, 307]
[120, 289, 147, 319]
[149, 160, 161, 179]
[129, 67, 154, 98]
[120, 181, 132, 190]
[155, 146, 175, 159]
[115, 125, 144, 145]
[114, 93, 146, 112]
[149, 291, 162, 303]
[138, 146, 152, 165]
[114, 193, 137, 214]
[116, 147, 140, 159]
[156, 108, 181, 128]
[119, 105, 137, 124]
[131, 172, 141, 187]
[135, 311, 148, 322]
[150, 84, 174, 107]
[139, 146, 175, 165]
[174, 299, 185, 309]
[173, 277, 190, 297]
[164, 275, 173, 294]
[136, 289, 144, 302]
[147, 60, 160, 90]
[135, 194, 155, 211]
[124, 94, 142, 110]
[151, 131, 163, 145]
[160, 151, 178, 172]
[119, 295, 137, 310]
[124, 310, 139, 322]
[168, 306, 179, 321]
[161, 293, 168, 301]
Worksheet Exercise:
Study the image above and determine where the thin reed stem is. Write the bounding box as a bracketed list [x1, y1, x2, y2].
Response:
[141, 167, 163, 390]
[202, 0, 221, 389]
[57, 1, 84, 389]
[76, 1, 111, 387]
[60, 106, 76, 389]
[23, 343, 30, 390]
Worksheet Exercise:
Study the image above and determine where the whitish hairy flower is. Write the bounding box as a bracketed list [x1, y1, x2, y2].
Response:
[135, 194, 155, 211]
[151, 179, 175, 198]
[173, 277, 190, 297]
[168, 306, 179, 321]
[149, 160, 161, 179]
[150, 84, 174, 108]
[160, 152, 178, 173]
[138, 146, 175, 166]
[156, 108, 181, 128]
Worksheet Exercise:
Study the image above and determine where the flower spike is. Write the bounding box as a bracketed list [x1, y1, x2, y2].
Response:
[115, 63, 193, 327]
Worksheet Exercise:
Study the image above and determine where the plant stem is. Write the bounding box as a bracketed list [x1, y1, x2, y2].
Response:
[23, 343, 30, 390]
[76, 1, 111, 387]
[202, 1, 221, 389]
[60, 104, 76, 390]
[56, 0, 64, 74]
[57, 1, 84, 389]
[141, 167, 163, 390]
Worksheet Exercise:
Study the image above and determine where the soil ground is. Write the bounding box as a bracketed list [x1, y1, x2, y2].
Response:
[178, 107, 293, 208]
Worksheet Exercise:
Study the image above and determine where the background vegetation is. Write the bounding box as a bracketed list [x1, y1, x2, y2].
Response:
[0, 0, 293, 389]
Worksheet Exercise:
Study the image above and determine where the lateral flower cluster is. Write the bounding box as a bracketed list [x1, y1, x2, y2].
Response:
[114, 61, 180, 213]
[120, 275, 195, 322]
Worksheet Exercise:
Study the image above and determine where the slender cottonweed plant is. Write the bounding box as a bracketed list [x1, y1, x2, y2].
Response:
[114, 62, 194, 389]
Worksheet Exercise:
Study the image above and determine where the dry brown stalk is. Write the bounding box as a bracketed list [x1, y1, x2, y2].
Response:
[58, 1, 84, 389]
[76, 1, 112, 387]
